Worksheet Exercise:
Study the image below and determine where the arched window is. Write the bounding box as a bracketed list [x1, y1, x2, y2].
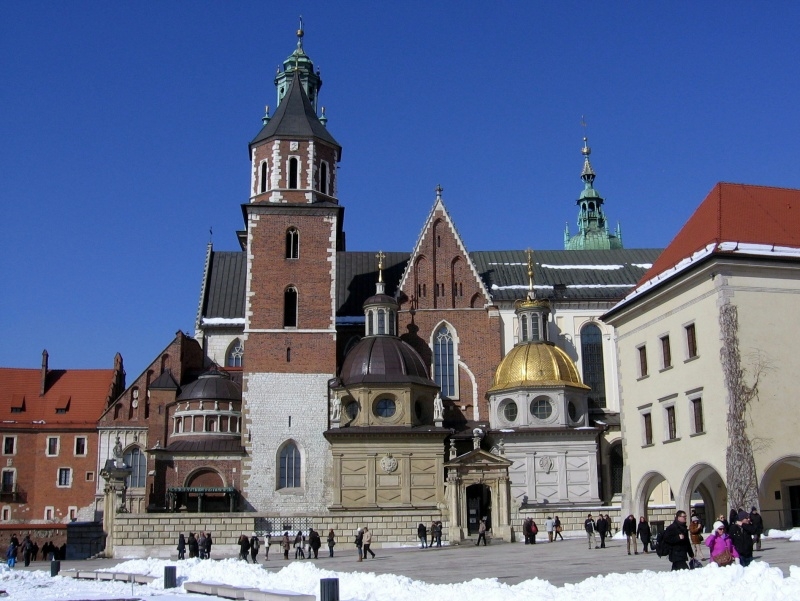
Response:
[288, 157, 299, 189]
[520, 315, 528, 342]
[434, 325, 456, 397]
[319, 162, 328, 195]
[124, 447, 147, 488]
[285, 228, 299, 259]
[377, 309, 386, 335]
[366, 310, 373, 336]
[284, 287, 298, 328]
[278, 442, 301, 489]
[259, 161, 268, 193]
[581, 323, 606, 409]
[226, 338, 244, 367]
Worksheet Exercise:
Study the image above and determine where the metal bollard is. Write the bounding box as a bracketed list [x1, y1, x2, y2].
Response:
[320, 577, 339, 601]
[50, 559, 60, 577]
[164, 565, 177, 589]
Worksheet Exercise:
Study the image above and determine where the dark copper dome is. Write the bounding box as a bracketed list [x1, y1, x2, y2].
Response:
[177, 369, 241, 402]
[363, 293, 397, 307]
[339, 337, 435, 386]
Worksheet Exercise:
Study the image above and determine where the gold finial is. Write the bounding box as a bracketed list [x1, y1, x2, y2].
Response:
[297, 15, 304, 39]
[581, 116, 591, 156]
[526, 248, 535, 292]
[376, 250, 386, 283]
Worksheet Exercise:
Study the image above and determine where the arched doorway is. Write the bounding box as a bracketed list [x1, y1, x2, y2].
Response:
[759, 455, 800, 529]
[634, 471, 672, 518]
[677, 463, 726, 530]
[466, 483, 492, 534]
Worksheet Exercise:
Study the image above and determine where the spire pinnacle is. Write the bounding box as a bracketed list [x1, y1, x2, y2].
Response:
[435, 184, 443, 201]
[262, 105, 270, 125]
[296, 16, 304, 51]
[376, 250, 385, 283]
[526, 248, 535, 295]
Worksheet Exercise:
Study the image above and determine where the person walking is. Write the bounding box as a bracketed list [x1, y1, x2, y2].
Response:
[429, 521, 436, 548]
[250, 533, 260, 563]
[309, 528, 321, 559]
[663, 510, 694, 570]
[622, 514, 638, 555]
[204, 531, 213, 559]
[705, 521, 738, 566]
[545, 516, 555, 542]
[188, 532, 199, 558]
[417, 523, 427, 548]
[476, 519, 488, 546]
[363, 526, 376, 558]
[282, 532, 290, 560]
[729, 510, 755, 567]
[585, 514, 597, 549]
[264, 533, 271, 561]
[177, 533, 186, 560]
[355, 528, 364, 561]
[530, 519, 539, 544]
[21, 535, 33, 567]
[294, 531, 305, 559]
[522, 517, 532, 545]
[6, 541, 17, 568]
[596, 515, 608, 549]
[689, 516, 705, 560]
[637, 517, 652, 554]
[750, 507, 764, 551]
[238, 533, 251, 562]
[327, 529, 336, 557]
[553, 516, 564, 541]
[434, 521, 442, 547]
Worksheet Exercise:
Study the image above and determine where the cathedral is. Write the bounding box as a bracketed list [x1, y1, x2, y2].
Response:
[94, 26, 662, 546]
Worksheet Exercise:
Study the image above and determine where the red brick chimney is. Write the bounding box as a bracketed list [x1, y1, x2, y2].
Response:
[40, 349, 49, 396]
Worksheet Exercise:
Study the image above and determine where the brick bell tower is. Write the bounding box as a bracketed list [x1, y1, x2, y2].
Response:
[240, 22, 343, 512]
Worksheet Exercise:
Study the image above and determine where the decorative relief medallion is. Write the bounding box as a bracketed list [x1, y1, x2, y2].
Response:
[380, 453, 398, 473]
[290, 141, 299, 151]
[538, 455, 554, 474]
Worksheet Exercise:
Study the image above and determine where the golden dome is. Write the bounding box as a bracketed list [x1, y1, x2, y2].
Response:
[488, 342, 590, 392]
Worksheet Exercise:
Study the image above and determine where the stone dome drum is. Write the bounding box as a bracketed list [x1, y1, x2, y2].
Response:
[176, 369, 241, 402]
[488, 342, 590, 392]
[339, 336, 435, 387]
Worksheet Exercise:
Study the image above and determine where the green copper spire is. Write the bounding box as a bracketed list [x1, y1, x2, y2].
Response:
[274, 17, 323, 114]
[564, 131, 622, 250]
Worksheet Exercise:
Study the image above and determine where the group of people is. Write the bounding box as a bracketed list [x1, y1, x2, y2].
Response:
[662, 506, 764, 570]
[583, 513, 617, 549]
[235, 532, 269, 562]
[416, 521, 443, 548]
[176, 531, 212, 559]
[5, 535, 62, 568]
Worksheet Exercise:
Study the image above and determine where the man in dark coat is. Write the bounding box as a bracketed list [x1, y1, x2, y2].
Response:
[308, 528, 321, 559]
[663, 510, 694, 570]
[522, 518, 532, 544]
[622, 514, 638, 554]
[596, 515, 608, 549]
[204, 532, 213, 559]
[729, 510, 755, 566]
[750, 507, 764, 551]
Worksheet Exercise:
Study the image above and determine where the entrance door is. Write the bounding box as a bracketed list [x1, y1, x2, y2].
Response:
[466, 484, 492, 534]
[789, 485, 800, 527]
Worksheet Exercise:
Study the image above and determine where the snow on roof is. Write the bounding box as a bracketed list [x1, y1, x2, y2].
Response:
[201, 317, 245, 326]
[631, 263, 653, 269]
[540, 264, 624, 270]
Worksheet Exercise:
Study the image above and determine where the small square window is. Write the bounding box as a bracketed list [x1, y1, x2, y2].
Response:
[685, 324, 698, 359]
[46, 437, 59, 456]
[3, 437, 14, 455]
[660, 335, 672, 369]
[74, 437, 87, 456]
[85, 471, 95, 482]
[58, 467, 72, 487]
[637, 345, 648, 378]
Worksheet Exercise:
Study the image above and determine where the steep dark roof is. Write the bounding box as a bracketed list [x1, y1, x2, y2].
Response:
[203, 251, 246, 320]
[336, 252, 408, 316]
[250, 72, 340, 152]
[149, 370, 179, 390]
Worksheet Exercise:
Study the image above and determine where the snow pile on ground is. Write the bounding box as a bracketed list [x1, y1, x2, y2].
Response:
[767, 527, 800, 542]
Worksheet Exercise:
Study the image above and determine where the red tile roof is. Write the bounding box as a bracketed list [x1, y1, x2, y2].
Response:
[641, 182, 800, 283]
[0, 367, 118, 428]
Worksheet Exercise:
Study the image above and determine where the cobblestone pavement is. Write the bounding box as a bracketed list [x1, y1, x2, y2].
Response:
[15, 536, 799, 587]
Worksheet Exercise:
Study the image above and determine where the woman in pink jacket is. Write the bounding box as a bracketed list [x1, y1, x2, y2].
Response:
[705, 521, 739, 566]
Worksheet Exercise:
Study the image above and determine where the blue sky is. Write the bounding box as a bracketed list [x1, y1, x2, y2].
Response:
[2, 2, 798, 378]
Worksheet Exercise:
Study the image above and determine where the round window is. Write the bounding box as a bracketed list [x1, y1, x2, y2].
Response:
[568, 401, 577, 421]
[375, 398, 396, 418]
[530, 398, 553, 420]
[502, 401, 518, 422]
[345, 401, 359, 420]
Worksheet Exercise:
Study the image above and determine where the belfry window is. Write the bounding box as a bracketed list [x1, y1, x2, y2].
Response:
[226, 338, 244, 368]
[284, 287, 298, 328]
[288, 157, 299, 189]
[434, 325, 456, 398]
[581, 323, 606, 409]
[278, 442, 301, 489]
[319, 161, 328, 195]
[286, 227, 299, 259]
[377, 309, 386, 335]
[259, 161, 268, 193]
[521, 315, 528, 342]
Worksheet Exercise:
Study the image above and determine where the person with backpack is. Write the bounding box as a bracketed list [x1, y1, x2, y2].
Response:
[637, 516, 652, 554]
[729, 511, 755, 566]
[662, 510, 694, 570]
[585, 514, 597, 549]
[250, 533, 260, 563]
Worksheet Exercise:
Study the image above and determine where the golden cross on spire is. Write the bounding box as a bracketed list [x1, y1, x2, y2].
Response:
[376, 250, 385, 283]
[526, 248, 535, 292]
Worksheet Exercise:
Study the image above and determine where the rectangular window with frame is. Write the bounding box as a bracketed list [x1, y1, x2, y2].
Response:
[638, 345, 648, 378]
[68, 506, 77, 521]
[660, 335, 672, 369]
[46, 437, 59, 456]
[86, 471, 95, 482]
[74, 437, 87, 456]
[1, 508, 9, 521]
[1, 471, 14, 494]
[691, 397, 705, 434]
[3, 437, 14, 455]
[643, 412, 653, 445]
[57, 467, 72, 487]
[666, 406, 677, 440]
[685, 323, 698, 359]
[44, 507, 54, 520]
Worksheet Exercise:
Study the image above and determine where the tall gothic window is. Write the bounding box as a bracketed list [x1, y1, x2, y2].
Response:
[278, 442, 301, 489]
[319, 162, 328, 195]
[285, 227, 299, 259]
[434, 325, 456, 398]
[226, 338, 244, 368]
[288, 157, 299, 189]
[284, 287, 298, 328]
[581, 323, 606, 409]
[259, 161, 268, 193]
[124, 447, 147, 488]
